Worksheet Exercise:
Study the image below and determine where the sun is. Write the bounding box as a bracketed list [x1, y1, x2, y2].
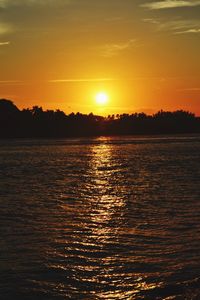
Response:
[95, 92, 109, 105]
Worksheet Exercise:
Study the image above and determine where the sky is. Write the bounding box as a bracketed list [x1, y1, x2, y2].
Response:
[0, 0, 200, 115]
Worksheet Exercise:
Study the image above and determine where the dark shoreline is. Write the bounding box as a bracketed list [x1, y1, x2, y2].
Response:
[1, 98, 200, 138]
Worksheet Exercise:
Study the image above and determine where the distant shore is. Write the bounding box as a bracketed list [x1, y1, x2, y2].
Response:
[1, 98, 200, 138]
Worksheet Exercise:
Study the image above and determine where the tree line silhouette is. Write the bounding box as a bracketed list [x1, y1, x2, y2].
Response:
[0, 98, 200, 138]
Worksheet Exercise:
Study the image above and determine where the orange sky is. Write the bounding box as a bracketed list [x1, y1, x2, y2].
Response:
[0, 0, 200, 115]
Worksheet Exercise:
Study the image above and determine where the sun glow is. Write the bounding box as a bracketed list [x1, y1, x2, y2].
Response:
[95, 92, 109, 105]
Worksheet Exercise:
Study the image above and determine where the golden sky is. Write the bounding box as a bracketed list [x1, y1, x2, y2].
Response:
[0, 0, 200, 115]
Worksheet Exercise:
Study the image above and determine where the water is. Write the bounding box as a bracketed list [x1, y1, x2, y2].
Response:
[0, 135, 200, 300]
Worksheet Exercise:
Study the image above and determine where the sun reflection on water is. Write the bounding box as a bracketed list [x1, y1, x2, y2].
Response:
[73, 138, 143, 299]
[2, 137, 200, 299]
[89, 140, 126, 235]
[49, 137, 163, 299]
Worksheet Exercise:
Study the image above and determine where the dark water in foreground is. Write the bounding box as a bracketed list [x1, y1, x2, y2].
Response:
[0, 136, 200, 300]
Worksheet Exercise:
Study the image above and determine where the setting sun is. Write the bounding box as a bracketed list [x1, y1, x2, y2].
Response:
[95, 92, 109, 105]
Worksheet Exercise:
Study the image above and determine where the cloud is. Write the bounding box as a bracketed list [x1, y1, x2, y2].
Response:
[141, 0, 200, 10]
[0, 80, 23, 85]
[143, 17, 200, 34]
[176, 28, 200, 33]
[49, 78, 116, 83]
[160, 19, 200, 30]
[49, 76, 167, 84]
[178, 87, 200, 91]
[0, 41, 10, 45]
[99, 39, 136, 57]
[143, 18, 160, 24]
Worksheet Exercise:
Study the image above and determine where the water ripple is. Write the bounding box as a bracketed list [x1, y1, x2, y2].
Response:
[0, 135, 200, 299]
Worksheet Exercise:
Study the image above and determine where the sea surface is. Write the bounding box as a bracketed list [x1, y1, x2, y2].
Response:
[0, 135, 200, 300]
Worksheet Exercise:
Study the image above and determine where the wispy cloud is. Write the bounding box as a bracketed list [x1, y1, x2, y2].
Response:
[160, 19, 200, 31]
[49, 76, 174, 83]
[0, 41, 10, 46]
[143, 18, 160, 24]
[0, 80, 23, 85]
[176, 28, 200, 33]
[143, 17, 200, 34]
[178, 87, 200, 91]
[99, 39, 136, 57]
[49, 78, 117, 83]
[141, 0, 200, 10]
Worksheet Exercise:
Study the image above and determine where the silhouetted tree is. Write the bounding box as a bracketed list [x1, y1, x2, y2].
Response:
[0, 98, 199, 138]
